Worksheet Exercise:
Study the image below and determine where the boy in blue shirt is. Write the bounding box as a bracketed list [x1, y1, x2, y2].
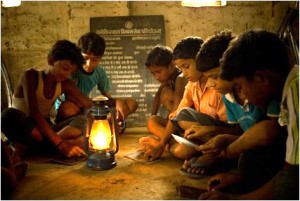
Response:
[56, 32, 138, 134]
[199, 29, 297, 199]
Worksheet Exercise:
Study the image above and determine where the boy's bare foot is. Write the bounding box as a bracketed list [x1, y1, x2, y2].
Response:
[139, 136, 171, 155]
[182, 154, 219, 175]
[181, 153, 235, 177]
[139, 136, 160, 150]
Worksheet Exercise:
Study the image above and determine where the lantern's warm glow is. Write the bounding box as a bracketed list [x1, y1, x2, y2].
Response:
[90, 119, 112, 150]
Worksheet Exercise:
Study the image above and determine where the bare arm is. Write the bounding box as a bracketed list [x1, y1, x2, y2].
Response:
[221, 120, 282, 159]
[23, 70, 63, 146]
[102, 90, 137, 121]
[199, 175, 274, 200]
[197, 134, 240, 154]
[151, 74, 187, 116]
[22, 70, 85, 157]
[160, 86, 174, 112]
[62, 80, 93, 109]
[151, 89, 161, 115]
[184, 123, 242, 142]
[150, 82, 174, 115]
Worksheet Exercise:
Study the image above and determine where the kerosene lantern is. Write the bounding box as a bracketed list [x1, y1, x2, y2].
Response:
[84, 95, 118, 170]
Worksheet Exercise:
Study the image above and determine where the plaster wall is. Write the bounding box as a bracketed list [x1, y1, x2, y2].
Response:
[1, 1, 295, 93]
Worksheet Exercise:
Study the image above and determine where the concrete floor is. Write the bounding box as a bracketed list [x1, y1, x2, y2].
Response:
[10, 127, 209, 200]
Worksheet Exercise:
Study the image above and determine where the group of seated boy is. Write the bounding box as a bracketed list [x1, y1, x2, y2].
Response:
[1, 29, 298, 200]
[141, 29, 298, 199]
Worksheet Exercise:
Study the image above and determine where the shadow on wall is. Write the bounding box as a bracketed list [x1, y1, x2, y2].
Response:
[277, 2, 299, 66]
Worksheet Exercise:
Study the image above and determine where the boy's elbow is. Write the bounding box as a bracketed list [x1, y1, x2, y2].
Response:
[259, 120, 282, 146]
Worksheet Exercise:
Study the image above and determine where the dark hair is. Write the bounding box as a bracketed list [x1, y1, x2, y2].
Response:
[145, 45, 173, 68]
[47, 40, 85, 68]
[196, 30, 235, 72]
[173, 36, 204, 60]
[78, 32, 106, 56]
[220, 29, 291, 81]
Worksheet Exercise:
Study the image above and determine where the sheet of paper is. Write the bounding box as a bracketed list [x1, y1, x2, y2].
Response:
[50, 155, 87, 166]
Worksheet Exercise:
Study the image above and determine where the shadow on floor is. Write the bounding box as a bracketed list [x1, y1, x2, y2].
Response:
[9, 127, 209, 200]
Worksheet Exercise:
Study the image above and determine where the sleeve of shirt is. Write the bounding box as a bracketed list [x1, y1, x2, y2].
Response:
[284, 70, 299, 165]
[96, 67, 112, 94]
[169, 82, 194, 120]
[223, 96, 238, 124]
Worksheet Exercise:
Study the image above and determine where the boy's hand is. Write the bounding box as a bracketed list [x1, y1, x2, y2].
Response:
[207, 171, 242, 191]
[184, 125, 214, 141]
[196, 135, 228, 154]
[57, 141, 85, 158]
[203, 173, 238, 199]
[144, 145, 164, 161]
[116, 99, 130, 120]
[142, 141, 165, 161]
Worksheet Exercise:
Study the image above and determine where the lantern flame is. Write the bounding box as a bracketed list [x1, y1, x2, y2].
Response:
[90, 119, 112, 150]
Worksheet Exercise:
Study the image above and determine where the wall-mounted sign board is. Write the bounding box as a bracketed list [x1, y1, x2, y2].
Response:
[90, 15, 165, 127]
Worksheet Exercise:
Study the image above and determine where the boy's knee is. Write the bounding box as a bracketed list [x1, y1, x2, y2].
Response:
[57, 101, 80, 120]
[147, 115, 158, 124]
[169, 143, 193, 160]
[1, 108, 35, 142]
